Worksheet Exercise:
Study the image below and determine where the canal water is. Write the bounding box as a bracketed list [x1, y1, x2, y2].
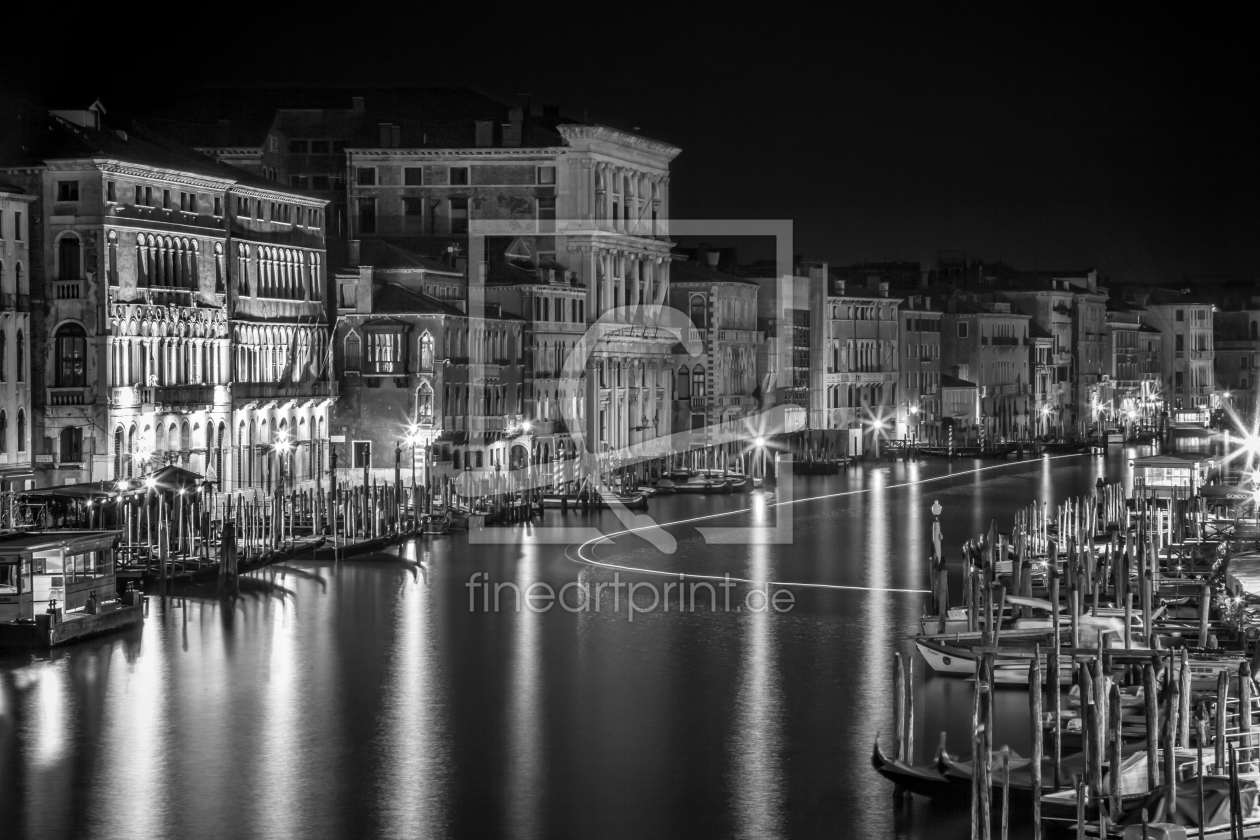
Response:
[0, 448, 1147, 839]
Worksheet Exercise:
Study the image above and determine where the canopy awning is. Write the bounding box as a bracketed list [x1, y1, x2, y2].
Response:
[18, 481, 118, 501]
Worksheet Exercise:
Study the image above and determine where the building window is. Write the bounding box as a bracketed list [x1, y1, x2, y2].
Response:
[16, 331, 22, 381]
[418, 384, 434, 423]
[57, 181, 79, 201]
[357, 198, 376, 234]
[59, 235, 81, 281]
[403, 198, 425, 231]
[692, 365, 706, 397]
[537, 166, 556, 185]
[537, 197, 556, 233]
[0, 330, 5, 382]
[61, 425, 85, 461]
[14, 212, 21, 241]
[1176, 334, 1184, 351]
[106, 181, 116, 202]
[449, 167, 470, 186]
[678, 366, 690, 400]
[420, 333, 434, 371]
[404, 167, 424, 186]
[356, 167, 376, 186]
[1175, 310, 1185, 322]
[957, 322, 969, 338]
[450, 198, 469, 234]
[0, 412, 5, 453]
[367, 331, 403, 373]
[55, 323, 87, 387]
[690, 295, 706, 329]
[344, 333, 361, 371]
[163, 189, 172, 209]
[289, 139, 308, 153]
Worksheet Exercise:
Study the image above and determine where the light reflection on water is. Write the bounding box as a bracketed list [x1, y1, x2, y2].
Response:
[0, 451, 1140, 840]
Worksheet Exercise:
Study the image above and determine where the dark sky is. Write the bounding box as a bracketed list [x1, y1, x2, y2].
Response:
[24, 11, 1257, 286]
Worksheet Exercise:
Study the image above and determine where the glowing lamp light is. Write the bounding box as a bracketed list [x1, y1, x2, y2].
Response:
[1243, 435, 1260, 456]
[145, 477, 157, 490]
[909, 405, 920, 415]
[117, 480, 130, 492]
[755, 436, 766, 447]
[522, 420, 532, 433]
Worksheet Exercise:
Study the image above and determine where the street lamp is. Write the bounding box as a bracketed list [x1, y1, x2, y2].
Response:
[274, 433, 291, 494]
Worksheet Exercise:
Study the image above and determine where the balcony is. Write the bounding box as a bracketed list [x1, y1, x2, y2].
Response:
[53, 280, 83, 300]
[48, 387, 89, 406]
[689, 395, 712, 410]
[140, 385, 216, 409]
[990, 336, 1020, 346]
[233, 381, 337, 402]
[1189, 349, 1214, 361]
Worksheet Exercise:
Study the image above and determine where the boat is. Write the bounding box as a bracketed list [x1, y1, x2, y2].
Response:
[1104, 428, 1125, 445]
[1038, 440, 1093, 454]
[657, 474, 730, 494]
[420, 513, 451, 535]
[540, 490, 649, 510]
[641, 483, 674, 495]
[696, 469, 751, 491]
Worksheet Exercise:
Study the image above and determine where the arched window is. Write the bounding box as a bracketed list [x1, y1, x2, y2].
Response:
[16, 410, 24, 452]
[418, 383, 434, 423]
[0, 411, 7, 453]
[678, 366, 691, 400]
[114, 426, 124, 478]
[55, 323, 88, 387]
[690, 295, 706, 329]
[127, 425, 136, 478]
[60, 425, 82, 461]
[16, 330, 23, 382]
[344, 333, 361, 371]
[420, 332, 434, 371]
[692, 364, 706, 398]
[1253, 321, 1259, 341]
[0, 330, 6, 382]
[59, 234, 82, 281]
[14, 263, 23, 293]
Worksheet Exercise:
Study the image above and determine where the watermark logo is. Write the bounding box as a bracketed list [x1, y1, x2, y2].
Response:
[465, 572, 795, 619]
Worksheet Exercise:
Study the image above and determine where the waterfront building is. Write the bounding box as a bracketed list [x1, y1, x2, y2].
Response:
[0, 99, 332, 493]
[330, 241, 527, 498]
[0, 184, 34, 494]
[803, 265, 901, 456]
[667, 256, 763, 466]
[940, 373, 981, 440]
[997, 269, 1108, 434]
[1105, 302, 1164, 428]
[1126, 289, 1216, 414]
[940, 295, 1032, 441]
[897, 295, 942, 443]
[345, 120, 681, 484]
[1213, 303, 1260, 423]
[1029, 322, 1062, 436]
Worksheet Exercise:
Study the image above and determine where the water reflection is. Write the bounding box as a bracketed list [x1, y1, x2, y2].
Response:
[729, 539, 784, 839]
[378, 544, 451, 839]
[0, 452, 1141, 840]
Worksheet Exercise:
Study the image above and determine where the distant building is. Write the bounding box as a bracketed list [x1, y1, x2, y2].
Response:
[998, 269, 1107, 434]
[1129, 289, 1216, 412]
[940, 295, 1031, 440]
[330, 245, 527, 498]
[1214, 304, 1260, 422]
[0, 183, 34, 494]
[1105, 302, 1163, 426]
[668, 257, 763, 464]
[940, 373, 980, 439]
[897, 295, 942, 442]
[812, 265, 901, 455]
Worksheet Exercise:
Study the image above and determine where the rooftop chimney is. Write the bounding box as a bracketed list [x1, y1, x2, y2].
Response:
[706, 251, 720, 270]
[352, 96, 366, 113]
[474, 120, 494, 148]
[502, 108, 523, 147]
[879, 281, 889, 298]
[348, 239, 361, 267]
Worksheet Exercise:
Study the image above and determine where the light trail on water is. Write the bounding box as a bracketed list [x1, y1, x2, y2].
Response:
[565, 454, 1088, 595]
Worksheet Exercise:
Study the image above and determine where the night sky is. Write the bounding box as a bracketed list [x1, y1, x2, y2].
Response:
[20, 12, 1256, 287]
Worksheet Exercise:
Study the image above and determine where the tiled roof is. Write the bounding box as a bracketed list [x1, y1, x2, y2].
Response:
[1028, 321, 1053, 339]
[670, 259, 760, 286]
[130, 87, 570, 150]
[0, 95, 318, 200]
[941, 374, 978, 388]
[359, 240, 462, 274]
[372, 282, 465, 317]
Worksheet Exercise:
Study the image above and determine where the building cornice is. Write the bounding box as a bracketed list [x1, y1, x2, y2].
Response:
[557, 124, 682, 161]
[347, 148, 567, 161]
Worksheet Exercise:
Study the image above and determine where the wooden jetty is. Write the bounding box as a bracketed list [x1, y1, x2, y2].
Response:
[882, 463, 1260, 837]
